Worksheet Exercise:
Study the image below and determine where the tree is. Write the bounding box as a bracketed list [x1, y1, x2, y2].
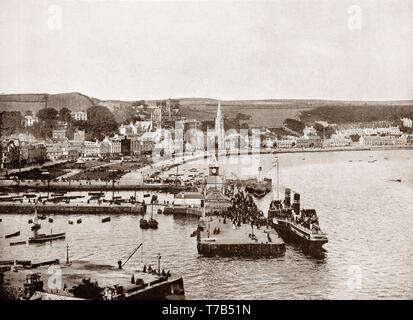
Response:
[283, 118, 305, 135]
[314, 122, 335, 139]
[37, 108, 58, 122]
[235, 113, 251, 121]
[86, 106, 118, 140]
[0, 111, 23, 136]
[59, 107, 73, 123]
[24, 110, 33, 116]
[349, 134, 360, 142]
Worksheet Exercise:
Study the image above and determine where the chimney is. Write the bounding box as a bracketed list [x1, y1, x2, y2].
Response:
[284, 188, 291, 208]
[292, 193, 300, 215]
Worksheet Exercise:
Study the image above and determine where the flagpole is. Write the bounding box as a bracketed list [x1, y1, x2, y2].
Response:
[277, 157, 279, 200]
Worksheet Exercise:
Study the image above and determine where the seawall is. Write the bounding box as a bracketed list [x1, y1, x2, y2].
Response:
[0, 203, 146, 215]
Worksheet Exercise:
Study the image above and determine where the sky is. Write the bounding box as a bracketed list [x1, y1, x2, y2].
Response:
[1, 0, 413, 101]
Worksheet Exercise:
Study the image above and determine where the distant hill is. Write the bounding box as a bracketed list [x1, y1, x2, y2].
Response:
[1, 92, 413, 128]
[0, 92, 94, 114]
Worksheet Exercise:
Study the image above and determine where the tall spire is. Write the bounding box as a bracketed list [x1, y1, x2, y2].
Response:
[215, 100, 225, 151]
[217, 100, 222, 119]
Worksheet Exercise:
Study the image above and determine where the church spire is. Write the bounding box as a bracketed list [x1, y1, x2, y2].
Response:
[217, 100, 222, 118]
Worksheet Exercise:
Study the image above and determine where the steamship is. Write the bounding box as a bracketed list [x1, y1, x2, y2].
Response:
[268, 188, 328, 249]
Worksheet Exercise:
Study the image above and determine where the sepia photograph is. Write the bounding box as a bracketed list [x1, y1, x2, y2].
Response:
[0, 0, 412, 308]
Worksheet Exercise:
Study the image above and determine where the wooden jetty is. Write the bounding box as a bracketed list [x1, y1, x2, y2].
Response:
[197, 217, 285, 257]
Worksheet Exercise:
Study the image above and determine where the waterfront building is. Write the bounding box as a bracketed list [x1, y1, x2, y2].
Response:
[0, 140, 20, 169]
[101, 136, 121, 158]
[120, 136, 131, 156]
[323, 134, 351, 147]
[130, 136, 141, 156]
[68, 141, 83, 161]
[359, 134, 407, 146]
[20, 143, 46, 165]
[71, 111, 87, 121]
[276, 138, 295, 148]
[336, 121, 401, 137]
[83, 140, 101, 158]
[46, 141, 69, 161]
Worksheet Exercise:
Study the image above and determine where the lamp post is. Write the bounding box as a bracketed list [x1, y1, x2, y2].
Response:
[157, 253, 161, 275]
[108, 169, 116, 203]
[41, 171, 50, 198]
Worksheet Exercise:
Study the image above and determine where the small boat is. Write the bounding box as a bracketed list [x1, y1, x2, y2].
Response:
[48, 218, 54, 223]
[38, 215, 47, 220]
[140, 218, 149, 229]
[5, 231, 20, 239]
[51, 192, 66, 197]
[28, 232, 66, 244]
[68, 220, 73, 224]
[88, 192, 104, 196]
[31, 207, 41, 231]
[31, 224, 41, 231]
[143, 194, 150, 198]
[141, 205, 158, 229]
[392, 179, 402, 183]
[102, 217, 111, 223]
[77, 218, 82, 224]
[147, 218, 158, 229]
[23, 193, 37, 198]
[10, 240, 26, 246]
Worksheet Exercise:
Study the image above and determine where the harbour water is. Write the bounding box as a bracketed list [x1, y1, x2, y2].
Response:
[1, 149, 413, 299]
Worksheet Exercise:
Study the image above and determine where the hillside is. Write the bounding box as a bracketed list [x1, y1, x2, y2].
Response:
[299, 104, 413, 124]
[0, 92, 94, 114]
[1, 92, 413, 128]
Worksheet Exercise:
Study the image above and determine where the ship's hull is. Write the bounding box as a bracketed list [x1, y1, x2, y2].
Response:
[123, 277, 185, 300]
[28, 233, 66, 243]
[272, 220, 327, 250]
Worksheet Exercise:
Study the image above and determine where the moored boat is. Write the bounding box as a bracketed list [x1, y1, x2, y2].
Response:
[28, 232, 66, 244]
[5, 231, 20, 239]
[140, 218, 149, 229]
[10, 240, 26, 246]
[101, 217, 111, 223]
[268, 188, 328, 251]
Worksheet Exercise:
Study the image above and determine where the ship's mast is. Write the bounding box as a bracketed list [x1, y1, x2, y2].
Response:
[272, 157, 279, 201]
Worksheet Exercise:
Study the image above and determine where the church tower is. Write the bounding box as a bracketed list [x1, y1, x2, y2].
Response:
[214, 101, 225, 150]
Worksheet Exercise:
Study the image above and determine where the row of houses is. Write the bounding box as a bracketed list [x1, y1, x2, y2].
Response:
[1, 140, 47, 169]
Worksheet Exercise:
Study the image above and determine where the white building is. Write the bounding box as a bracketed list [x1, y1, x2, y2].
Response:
[173, 192, 203, 207]
[323, 134, 351, 147]
[23, 115, 36, 127]
[71, 111, 87, 121]
[401, 117, 412, 128]
[303, 126, 317, 137]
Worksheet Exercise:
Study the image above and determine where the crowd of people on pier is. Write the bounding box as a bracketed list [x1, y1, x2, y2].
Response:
[226, 190, 266, 231]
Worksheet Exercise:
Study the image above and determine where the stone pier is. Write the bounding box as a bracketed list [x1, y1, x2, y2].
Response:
[197, 217, 285, 257]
